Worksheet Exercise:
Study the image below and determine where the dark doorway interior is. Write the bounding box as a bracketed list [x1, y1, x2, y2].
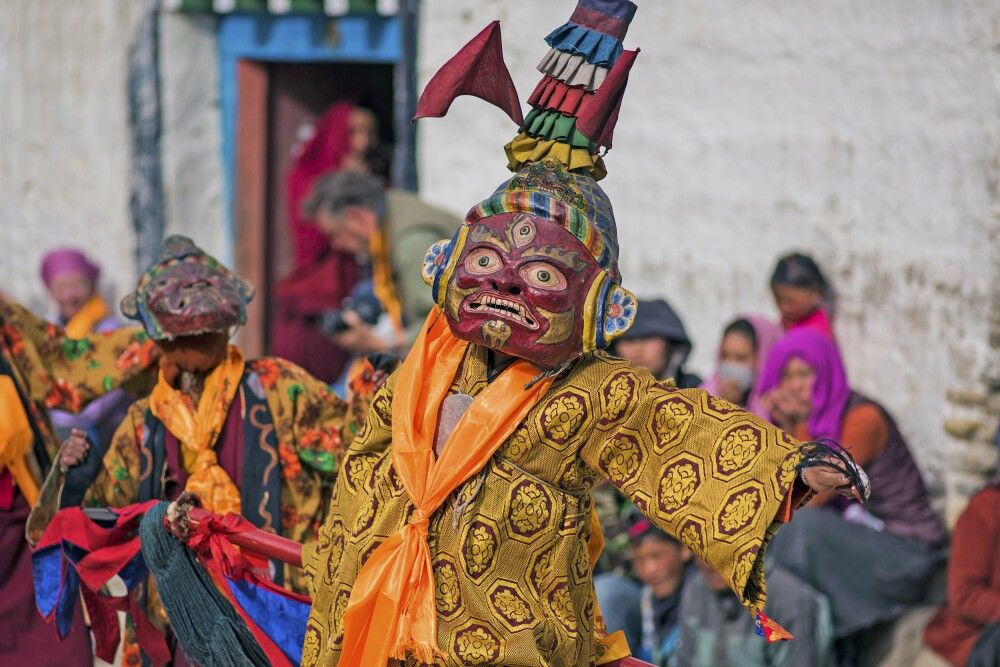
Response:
[235, 60, 395, 357]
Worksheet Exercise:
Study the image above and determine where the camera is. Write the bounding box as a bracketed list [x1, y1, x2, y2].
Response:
[312, 293, 383, 336]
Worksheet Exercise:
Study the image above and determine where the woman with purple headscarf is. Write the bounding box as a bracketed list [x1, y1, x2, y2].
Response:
[758, 328, 946, 650]
[39, 248, 133, 451]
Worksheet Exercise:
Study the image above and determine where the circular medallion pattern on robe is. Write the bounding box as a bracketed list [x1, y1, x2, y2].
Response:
[656, 454, 703, 516]
[597, 432, 644, 488]
[463, 519, 500, 580]
[547, 581, 578, 634]
[716, 482, 765, 539]
[650, 394, 694, 453]
[598, 370, 637, 427]
[301, 619, 322, 665]
[331, 585, 353, 643]
[488, 580, 536, 631]
[508, 479, 554, 539]
[453, 621, 503, 664]
[537, 389, 590, 449]
[713, 423, 764, 479]
[434, 556, 463, 619]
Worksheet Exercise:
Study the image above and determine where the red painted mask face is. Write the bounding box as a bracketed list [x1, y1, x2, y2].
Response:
[442, 212, 603, 368]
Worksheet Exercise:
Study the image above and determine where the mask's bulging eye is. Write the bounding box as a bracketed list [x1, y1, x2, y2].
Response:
[519, 261, 567, 290]
[512, 217, 536, 247]
[464, 247, 503, 275]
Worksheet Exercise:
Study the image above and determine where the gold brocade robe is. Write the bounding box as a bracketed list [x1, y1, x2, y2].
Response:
[303, 346, 806, 666]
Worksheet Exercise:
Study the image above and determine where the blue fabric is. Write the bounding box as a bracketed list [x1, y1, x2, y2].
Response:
[55, 567, 80, 638]
[117, 552, 148, 590]
[32, 544, 64, 620]
[226, 578, 310, 664]
[545, 22, 623, 67]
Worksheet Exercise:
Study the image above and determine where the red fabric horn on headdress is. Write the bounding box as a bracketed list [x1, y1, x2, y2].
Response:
[576, 47, 639, 150]
[413, 21, 524, 126]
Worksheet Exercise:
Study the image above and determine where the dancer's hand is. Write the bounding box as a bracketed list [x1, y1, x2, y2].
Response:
[59, 428, 90, 471]
[800, 458, 867, 503]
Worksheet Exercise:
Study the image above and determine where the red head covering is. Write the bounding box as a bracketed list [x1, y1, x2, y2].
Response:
[286, 102, 356, 268]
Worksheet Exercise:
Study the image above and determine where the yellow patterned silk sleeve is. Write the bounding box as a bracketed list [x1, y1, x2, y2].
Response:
[578, 360, 804, 613]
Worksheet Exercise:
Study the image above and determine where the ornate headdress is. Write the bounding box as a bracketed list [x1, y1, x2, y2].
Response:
[419, 0, 640, 357]
[121, 236, 254, 341]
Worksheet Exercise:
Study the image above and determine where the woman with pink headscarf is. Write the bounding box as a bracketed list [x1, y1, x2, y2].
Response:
[39, 248, 132, 453]
[700, 315, 782, 417]
[759, 328, 946, 650]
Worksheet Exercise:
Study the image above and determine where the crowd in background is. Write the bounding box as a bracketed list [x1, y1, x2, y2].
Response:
[12, 99, 999, 667]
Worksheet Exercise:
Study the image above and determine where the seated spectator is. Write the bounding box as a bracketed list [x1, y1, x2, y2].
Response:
[924, 443, 1000, 667]
[630, 519, 693, 666]
[770, 252, 836, 339]
[611, 298, 701, 388]
[672, 557, 834, 667]
[594, 515, 692, 663]
[39, 248, 132, 449]
[700, 315, 781, 416]
[759, 328, 947, 646]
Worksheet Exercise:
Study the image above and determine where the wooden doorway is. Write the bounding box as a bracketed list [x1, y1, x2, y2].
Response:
[233, 60, 395, 357]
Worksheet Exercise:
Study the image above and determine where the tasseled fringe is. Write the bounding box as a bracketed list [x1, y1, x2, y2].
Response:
[139, 502, 270, 666]
[391, 641, 447, 664]
[796, 438, 872, 502]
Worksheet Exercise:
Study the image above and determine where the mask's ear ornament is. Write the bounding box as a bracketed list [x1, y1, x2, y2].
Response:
[582, 273, 638, 354]
[601, 284, 638, 345]
[422, 227, 468, 306]
[421, 239, 452, 288]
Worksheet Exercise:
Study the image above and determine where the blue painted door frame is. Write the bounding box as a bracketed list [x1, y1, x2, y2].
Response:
[217, 12, 408, 259]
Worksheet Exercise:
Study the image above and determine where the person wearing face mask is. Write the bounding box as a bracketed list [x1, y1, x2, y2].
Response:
[701, 316, 782, 417]
[39, 248, 134, 452]
[610, 298, 702, 389]
[36, 236, 352, 663]
[758, 329, 946, 653]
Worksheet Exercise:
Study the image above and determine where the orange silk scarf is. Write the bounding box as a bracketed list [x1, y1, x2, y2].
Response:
[149, 345, 245, 515]
[64, 294, 110, 339]
[338, 308, 554, 665]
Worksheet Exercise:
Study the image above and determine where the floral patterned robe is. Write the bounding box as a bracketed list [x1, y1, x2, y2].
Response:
[0, 300, 155, 664]
[303, 346, 808, 666]
[63, 356, 349, 594]
[0, 300, 156, 535]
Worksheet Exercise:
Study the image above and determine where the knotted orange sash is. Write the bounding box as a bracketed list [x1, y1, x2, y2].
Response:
[149, 345, 245, 515]
[338, 308, 554, 665]
[0, 376, 39, 506]
[64, 294, 110, 339]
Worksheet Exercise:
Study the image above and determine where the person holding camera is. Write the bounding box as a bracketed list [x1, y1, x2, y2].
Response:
[276, 170, 460, 395]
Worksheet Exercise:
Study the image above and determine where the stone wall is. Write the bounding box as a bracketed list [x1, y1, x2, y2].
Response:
[417, 0, 1000, 515]
[0, 0, 146, 313]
